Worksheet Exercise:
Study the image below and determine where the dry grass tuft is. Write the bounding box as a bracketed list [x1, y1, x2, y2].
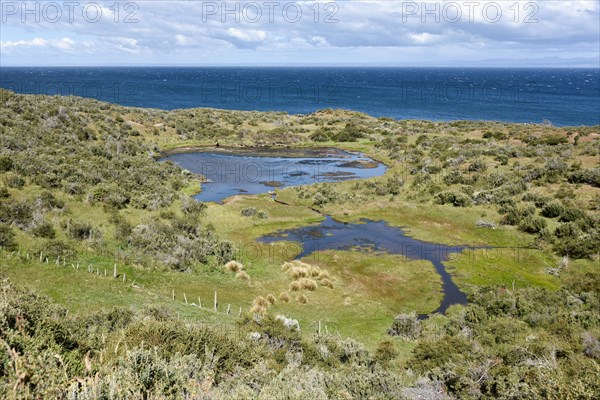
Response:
[279, 292, 290, 302]
[320, 278, 334, 289]
[297, 294, 308, 304]
[289, 281, 301, 291]
[253, 296, 270, 308]
[224, 261, 244, 273]
[307, 265, 322, 277]
[299, 278, 318, 291]
[317, 271, 330, 280]
[266, 293, 276, 305]
[236, 271, 250, 280]
[288, 266, 308, 279]
[281, 261, 295, 272]
[250, 304, 267, 314]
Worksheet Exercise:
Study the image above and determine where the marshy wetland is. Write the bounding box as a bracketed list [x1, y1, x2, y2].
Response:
[1, 90, 598, 398]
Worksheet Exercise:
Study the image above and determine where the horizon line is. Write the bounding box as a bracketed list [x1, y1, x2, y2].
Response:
[1, 65, 599, 69]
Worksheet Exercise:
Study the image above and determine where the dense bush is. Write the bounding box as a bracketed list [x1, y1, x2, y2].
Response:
[518, 215, 548, 234]
[568, 168, 600, 187]
[129, 219, 234, 269]
[67, 220, 96, 240]
[0, 224, 16, 251]
[559, 206, 586, 222]
[0, 281, 411, 399]
[0, 90, 186, 210]
[435, 190, 471, 207]
[31, 221, 56, 239]
[404, 286, 600, 399]
[541, 201, 564, 218]
[241, 207, 257, 217]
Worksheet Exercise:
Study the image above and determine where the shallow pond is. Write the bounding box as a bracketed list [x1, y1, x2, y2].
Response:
[161, 147, 387, 203]
[259, 216, 472, 315]
[165, 147, 471, 315]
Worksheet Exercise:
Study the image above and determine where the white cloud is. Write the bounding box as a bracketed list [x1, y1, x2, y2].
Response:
[227, 28, 267, 42]
[0, 1, 597, 65]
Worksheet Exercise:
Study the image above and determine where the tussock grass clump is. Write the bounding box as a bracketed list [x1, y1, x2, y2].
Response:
[236, 271, 250, 280]
[317, 271, 330, 280]
[224, 261, 244, 272]
[288, 266, 308, 279]
[253, 296, 270, 308]
[250, 304, 267, 314]
[307, 265, 322, 277]
[281, 261, 295, 272]
[266, 294, 276, 305]
[299, 278, 318, 291]
[297, 294, 308, 304]
[279, 292, 290, 302]
[289, 281, 301, 291]
[286, 260, 324, 280]
[320, 278, 334, 289]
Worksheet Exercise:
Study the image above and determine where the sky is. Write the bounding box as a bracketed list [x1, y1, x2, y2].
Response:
[0, 0, 599, 67]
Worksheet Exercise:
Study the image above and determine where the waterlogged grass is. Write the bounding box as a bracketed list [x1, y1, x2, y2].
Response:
[444, 248, 561, 292]
[264, 250, 443, 348]
[329, 202, 531, 247]
[204, 194, 322, 243]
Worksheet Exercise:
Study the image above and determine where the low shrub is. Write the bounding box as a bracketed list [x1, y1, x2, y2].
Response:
[67, 220, 96, 240]
[0, 223, 17, 250]
[559, 207, 586, 222]
[518, 215, 548, 234]
[435, 190, 471, 207]
[541, 201, 564, 218]
[241, 207, 257, 217]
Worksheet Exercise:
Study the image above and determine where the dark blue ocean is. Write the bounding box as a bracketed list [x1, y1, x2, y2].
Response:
[1, 67, 598, 126]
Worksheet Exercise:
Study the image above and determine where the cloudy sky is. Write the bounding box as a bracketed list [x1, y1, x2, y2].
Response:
[1, 1, 599, 66]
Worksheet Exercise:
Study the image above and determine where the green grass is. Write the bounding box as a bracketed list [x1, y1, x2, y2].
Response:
[444, 248, 561, 292]
[263, 250, 443, 348]
[0, 246, 444, 350]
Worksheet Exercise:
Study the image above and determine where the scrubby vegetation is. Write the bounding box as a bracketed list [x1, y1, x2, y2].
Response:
[0, 89, 598, 397]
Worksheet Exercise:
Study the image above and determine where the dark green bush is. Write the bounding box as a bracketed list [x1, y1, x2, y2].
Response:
[541, 201, 564, 218]
[554, 222, 580, 238]
[0, 224, 17, 250]
[568, 168, 600, 188]
[435, 190, 471, 207]
[241, 207, 257, 217]
[0, 155, 13, 171]
[31, 221, 56, 239]
[309, 128, 331, 142]
[518, 215, 548, 234]
[559, 207, 586, 222]
[468, 159, 487, 172]
[67, 220, 96, 240]
[3, 173, 25, 188]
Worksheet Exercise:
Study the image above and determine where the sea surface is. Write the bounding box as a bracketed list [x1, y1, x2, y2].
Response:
[1, 67, 599, 126]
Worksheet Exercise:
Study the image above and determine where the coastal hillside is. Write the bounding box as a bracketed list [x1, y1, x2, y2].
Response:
[0, 89, 598, 398]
